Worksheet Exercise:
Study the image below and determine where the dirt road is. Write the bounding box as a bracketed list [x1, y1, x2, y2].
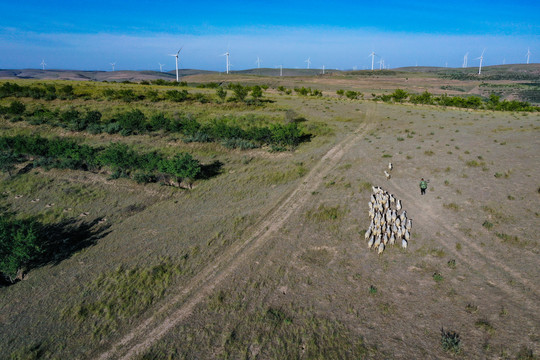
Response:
[97, 110, 376, 360]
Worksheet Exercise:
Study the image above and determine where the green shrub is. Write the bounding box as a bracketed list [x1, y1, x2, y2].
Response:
[165, 89, 189, 102]
[441, 328, 461, 354]
[8, 100, 26, 115]
[0, 216, 42, 281]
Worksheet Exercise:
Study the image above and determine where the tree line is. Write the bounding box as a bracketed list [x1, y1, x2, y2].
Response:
[0, 82, 267, 105]
[0, 135, 202, 185]
[4, 105, 307, 150]
[371, 89, 539, 112]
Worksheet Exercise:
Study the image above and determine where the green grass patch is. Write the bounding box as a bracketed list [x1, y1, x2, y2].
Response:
[306, 204, 345, 221]
[443, 203, 459, 211]
[475, 318, 496, 335]
[358, 181, 372, 192]
[63, 260, 182, 340]
[432, 272, 444, 283]
[482, 220, 494, 229]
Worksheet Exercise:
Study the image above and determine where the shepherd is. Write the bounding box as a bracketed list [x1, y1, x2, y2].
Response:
[419, 178, 428, 195]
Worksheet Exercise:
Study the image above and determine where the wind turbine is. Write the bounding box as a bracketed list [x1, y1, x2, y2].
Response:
[40, 59, 46, 70]
[168, 47, 183, 82]
[322, 65, 325, 75]
[255, 56, 261, 69]
[475, 49, 485, 75]
[277, 65, 282, 77]
[378, 58, 384, 70]
[110, 62, 116, 71]
[369, 51, 376, 71]
[305, 57, 311, 69]
[158, 63, 164, 72]
[526, 48, 531, 64]
[221, 50, 230, 74]
[462, 52, 468, 68]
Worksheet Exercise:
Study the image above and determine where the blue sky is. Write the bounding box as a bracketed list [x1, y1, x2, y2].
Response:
[0, 0, 538, 71]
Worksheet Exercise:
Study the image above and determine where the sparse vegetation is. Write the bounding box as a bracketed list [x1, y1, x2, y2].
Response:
[441, 328, 461, 354]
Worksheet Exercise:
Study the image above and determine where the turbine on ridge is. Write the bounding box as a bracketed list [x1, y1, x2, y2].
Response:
[475, 48, 486, 75]
[168, 47, 183, 82]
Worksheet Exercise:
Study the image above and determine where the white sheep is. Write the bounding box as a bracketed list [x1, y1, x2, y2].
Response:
[374, 234, 382, 248]
[406, 219, 412, 230]
[401, 239, 408, 249]
[365, 227, 372, 240]
[368, 235, 375, 249]
[400, 210, 407, 223]
[396, 199, 402, 211]
[389, 233, 395, 245]
[388, 162, 393, 171]
[378, 242, 385, 255]
[384, 170, 391, 180]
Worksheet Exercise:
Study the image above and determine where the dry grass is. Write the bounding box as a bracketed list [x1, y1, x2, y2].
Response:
[2, 76, 539, 360]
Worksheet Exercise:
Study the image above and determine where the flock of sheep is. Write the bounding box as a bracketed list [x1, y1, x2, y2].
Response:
[364, 163, 412, 255]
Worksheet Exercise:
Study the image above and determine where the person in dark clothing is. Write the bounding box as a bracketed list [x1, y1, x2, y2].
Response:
[420, 178, 428, 195]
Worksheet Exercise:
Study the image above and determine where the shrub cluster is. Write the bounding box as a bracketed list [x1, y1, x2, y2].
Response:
[372, 89, 539, 111]
[0, 135, 201, 184]
[0, 81, 264, 105]
[0, 82, 77, 100]
[293, 86, 322, 96]
[10, 106, 307, 150]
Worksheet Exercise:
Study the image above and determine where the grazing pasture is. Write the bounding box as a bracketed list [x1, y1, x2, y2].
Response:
[0, 70, 538, 359]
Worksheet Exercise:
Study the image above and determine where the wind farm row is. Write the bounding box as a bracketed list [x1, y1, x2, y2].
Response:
[34, 47, 534, 78]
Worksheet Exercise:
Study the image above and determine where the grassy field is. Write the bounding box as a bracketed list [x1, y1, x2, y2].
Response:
[0, 73, 539, 359]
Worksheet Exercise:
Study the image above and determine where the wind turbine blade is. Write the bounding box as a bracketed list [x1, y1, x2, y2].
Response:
[177, 46, 183, 55]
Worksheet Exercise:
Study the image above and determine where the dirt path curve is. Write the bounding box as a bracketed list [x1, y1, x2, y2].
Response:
[97, 113, 375, 360]
[387, 177, 540, 316]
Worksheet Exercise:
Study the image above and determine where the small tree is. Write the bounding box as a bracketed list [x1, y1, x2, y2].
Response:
[251, 85, 263, 103]
[159, 153, 201, 188]
[8, 100, 26, 115]
[336, 89, 345, 97]
[391, 89, 409, 102]
[231, 84, 248, 102]
[0, 217, 42, 282]
[216, 87, 227, 102]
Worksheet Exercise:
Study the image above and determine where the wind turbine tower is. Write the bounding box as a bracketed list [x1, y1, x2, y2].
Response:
[256, 56, 261, 69]
[526, 48, 531, 64]
[322, 65, 325, 75]
[169, 47, 183, 82]
[110, 62, 116, 71]
[40, 59, 46, 70]
[369, 51, 376, 71]
[221, 51, 230, 74]
[462, 52, 468, 68]
[158, 63, 164, 72]
[305, 57, 311, 69]
[475, 49, 485, 75]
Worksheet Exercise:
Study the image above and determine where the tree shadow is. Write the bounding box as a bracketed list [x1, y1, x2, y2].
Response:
[34, 218, 111, 268]
[1, 217, 110, 287]
[197, 160, 224, 180]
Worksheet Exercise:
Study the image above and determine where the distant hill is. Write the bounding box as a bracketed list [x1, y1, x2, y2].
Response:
[1, 64, 538, 82]
[0, 69, 216, 82]
[395, 64, 540, 80]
